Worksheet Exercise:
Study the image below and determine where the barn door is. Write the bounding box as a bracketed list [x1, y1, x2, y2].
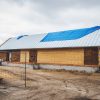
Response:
[84, 48, 98, 65]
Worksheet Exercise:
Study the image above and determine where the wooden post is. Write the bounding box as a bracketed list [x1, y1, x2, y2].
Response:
[25, 51, 27, 88]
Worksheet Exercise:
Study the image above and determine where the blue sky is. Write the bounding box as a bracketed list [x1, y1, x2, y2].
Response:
[0, 0, 100, 44]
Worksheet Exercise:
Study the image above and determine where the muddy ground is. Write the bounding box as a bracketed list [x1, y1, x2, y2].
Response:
[0, 66, 100, 100]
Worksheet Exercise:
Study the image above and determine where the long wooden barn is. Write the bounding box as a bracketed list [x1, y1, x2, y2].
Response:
[0, 26, 100, 72]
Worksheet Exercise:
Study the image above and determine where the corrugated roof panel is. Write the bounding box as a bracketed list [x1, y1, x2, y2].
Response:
[0, 26, 100, 50]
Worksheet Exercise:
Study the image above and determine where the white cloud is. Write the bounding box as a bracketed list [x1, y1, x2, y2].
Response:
[0, 0, 100, 44]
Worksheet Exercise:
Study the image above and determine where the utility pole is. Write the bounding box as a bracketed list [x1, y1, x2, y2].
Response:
[25, 51, 27, 88]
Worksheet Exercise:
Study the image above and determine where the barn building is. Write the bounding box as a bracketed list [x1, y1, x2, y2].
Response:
[0, 26, 100, 72]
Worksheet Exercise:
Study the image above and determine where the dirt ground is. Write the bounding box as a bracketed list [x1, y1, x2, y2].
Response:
[0, 66, 100, 100]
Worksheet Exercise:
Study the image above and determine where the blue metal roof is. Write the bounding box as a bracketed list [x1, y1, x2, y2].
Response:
[41, 26, 100, 42]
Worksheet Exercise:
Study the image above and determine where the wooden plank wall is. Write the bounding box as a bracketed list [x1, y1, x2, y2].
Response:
[20, 50, 29, 63]
[29, 50, 37, 63]
[37, 48, 84, 65]
[11, 51, 20, 62]
[99, 48, 100, 66]
[0, 52, 7, 61]
[84, 48, 98, 65]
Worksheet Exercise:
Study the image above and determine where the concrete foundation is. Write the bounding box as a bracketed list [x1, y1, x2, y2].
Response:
[1, 62, 99, 73]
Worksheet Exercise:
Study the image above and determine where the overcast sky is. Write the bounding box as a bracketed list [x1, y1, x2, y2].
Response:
[0, 0, 100, 44]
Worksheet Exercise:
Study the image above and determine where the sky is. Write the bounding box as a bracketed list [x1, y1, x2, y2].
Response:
[0, 0, 100, 44]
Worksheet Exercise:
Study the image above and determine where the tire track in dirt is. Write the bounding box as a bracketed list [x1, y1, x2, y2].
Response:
[0, 67, 100, 100]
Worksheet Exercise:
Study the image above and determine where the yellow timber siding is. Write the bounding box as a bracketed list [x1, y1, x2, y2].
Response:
[37, 48, 84, 66]
[20, 50, 29, 63]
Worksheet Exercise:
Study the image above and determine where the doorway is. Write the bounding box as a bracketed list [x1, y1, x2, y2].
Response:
[29, 50, 37, 63]
[84, 47, 98, 65]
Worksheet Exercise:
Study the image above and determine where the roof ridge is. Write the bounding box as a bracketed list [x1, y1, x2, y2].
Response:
[0, 38, 11, 48]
